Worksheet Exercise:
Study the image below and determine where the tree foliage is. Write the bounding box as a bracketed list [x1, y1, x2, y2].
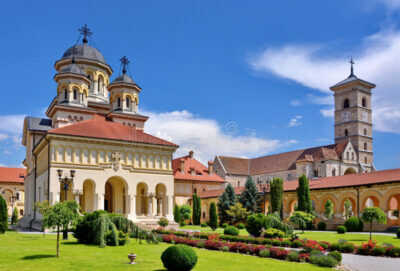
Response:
[192, 193, 201, 225]
[209, 202, 218, 231]
[11, 207, 18, 225]
[217, 184, 236, 224]
[226, 202, 249, 225]
[0, 195, 7, 234]
[343, 200, 352, 220]
[270, 178, 283, 217]
[289, 211, 315, 233]
[324, 200, 334, 220]
[180, 205, 192, 222]
[173, 205, 181, 223]
[361, 207, 387, 240]
[296, 175, 312, 213]
[239, 176, 259, 213]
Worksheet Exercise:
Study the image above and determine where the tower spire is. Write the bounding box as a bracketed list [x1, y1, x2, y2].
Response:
[78, 24, 92, 44]
[349, 57, 355, 77]
[120, 56, 130, 74]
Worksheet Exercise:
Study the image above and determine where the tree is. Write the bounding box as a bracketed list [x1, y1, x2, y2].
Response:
[192, 193, 201, 225]
[226, 202, 249, 225]
[270, 178, 283, 218]
[296, 175, 312, 213]
[361, 207, 387, 240]
[324, 200, 334, 220]
[173, 205, 181, 223]
[343, 200, 352, 220]
[41, 201, 79, 257]
[209, 202, 218, 231]
[0, 195, 7, 234]
[179, 204, 192, 222]
[239, 176, 259, 213]
[11, 207, 18, 225]
[217, 184, 236, 224]
[289, 211, 315, 233]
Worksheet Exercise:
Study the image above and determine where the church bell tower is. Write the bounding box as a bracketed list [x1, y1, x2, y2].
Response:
[330, 59, 376, 172]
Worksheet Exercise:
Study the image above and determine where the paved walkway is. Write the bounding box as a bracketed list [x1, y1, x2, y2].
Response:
[342, 253, 400, 271]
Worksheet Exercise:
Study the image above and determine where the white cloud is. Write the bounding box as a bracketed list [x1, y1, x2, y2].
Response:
[288, 115, 303, 127]
[320, 108, 334, 118]
[290, 100, 302, 106]
[0, 115, 25, 135]
[250, 28, 400, 134]
[142, 110, 293, 163]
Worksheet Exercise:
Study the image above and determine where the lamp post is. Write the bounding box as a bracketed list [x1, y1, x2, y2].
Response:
[57, 169, 75, 240]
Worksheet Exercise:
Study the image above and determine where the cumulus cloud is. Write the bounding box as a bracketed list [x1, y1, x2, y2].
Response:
[249, 28, 400, 134]
[288, 115, 303, 127]
[142, 110, 294, 163]
[0, 115, 25, 135]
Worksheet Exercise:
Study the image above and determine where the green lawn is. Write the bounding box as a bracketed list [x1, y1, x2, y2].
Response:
[0, 231, 329, 271]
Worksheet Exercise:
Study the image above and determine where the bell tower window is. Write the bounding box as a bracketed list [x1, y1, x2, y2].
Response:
[98, 76, 104, 95]
[362, 97, 367, 107]
[364, 142, 367, 151]
[117, 97, 121, 109]
[64, 89, 68, 100]
[344, 129, 349, 137]
[343, 98, 350, 108]
[126, 97, 131, 109]
[364, 128, 367, 136]
[73, 89, 77, 100]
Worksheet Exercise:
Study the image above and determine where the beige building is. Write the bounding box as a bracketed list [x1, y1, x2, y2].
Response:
[18, 26, 178, 230]
[0, 167, 25, 218]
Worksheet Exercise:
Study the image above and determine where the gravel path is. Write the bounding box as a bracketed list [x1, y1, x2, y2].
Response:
[342, 253, 400, 271]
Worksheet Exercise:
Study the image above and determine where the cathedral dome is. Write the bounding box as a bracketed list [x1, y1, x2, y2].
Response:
[62, 43, 106, 64]
[59, 63, 86, 76]
[112, 73, 135, 84]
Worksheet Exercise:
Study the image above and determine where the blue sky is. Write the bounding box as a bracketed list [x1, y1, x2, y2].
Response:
[0, 0, 399, 169]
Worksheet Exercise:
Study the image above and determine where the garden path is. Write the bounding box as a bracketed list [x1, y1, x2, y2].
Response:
[342, 253, 400, 271]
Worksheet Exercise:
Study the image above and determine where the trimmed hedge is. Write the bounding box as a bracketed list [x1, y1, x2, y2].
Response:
[317, 221, 326, 231]
[161, 245, 198, 271]
[344, 216, 363, 232]
[337, 225, 347, 234]
[224, 226, 239, 236]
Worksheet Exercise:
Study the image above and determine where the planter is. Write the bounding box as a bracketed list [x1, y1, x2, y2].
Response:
[128, 253, 137, 264]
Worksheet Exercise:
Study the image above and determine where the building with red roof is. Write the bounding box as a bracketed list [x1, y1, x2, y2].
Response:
[0, 167, 26, 217]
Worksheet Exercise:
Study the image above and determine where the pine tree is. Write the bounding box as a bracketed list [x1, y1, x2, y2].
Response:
[173, 205, 181, 223]
[11, 207, 18, 225]
[239, 176, 259, 213]
[192, 193, 201, 225]
[209, 202, 218, 231]
[270, 177, 283, 217]
[0, 195, 7, 234]
[217, 184, 236, 224]
[297, 175, 312, 213]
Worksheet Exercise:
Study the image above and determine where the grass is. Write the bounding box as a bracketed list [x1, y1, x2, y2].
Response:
[0, 231, 329, 271]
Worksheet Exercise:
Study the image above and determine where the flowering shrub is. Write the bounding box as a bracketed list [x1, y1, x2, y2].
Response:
[303, 240, 324, 252]
[269, 247, 289, 260]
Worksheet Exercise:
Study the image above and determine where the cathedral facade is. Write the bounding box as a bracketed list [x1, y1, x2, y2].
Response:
[19, 26, 178, 230]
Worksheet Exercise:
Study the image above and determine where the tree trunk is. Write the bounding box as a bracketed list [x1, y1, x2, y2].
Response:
[63, 224, 68, 240]
[56, 225, 60, 257]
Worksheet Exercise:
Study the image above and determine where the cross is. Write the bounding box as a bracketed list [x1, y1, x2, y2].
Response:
[349, 57, 355, 76]
[78, 24, 92, 43]
[120, 56, 130, 74]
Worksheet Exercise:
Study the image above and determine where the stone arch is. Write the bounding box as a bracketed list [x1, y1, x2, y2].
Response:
[320, 194, 338, 217]
[344, 167, 357, 175]
[385, 190, 400, 220]
[104, 176, 128, 214]
[155, 183, 167, 217]
[361, 190, 383, 210]
[136, 182, 149, 216]
[338, 192, 357, 218]
[288, 199, 297, 215]
[81, 179, 95, 213]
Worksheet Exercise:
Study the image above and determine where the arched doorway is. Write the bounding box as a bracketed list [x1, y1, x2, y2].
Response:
[155, 183, 167, 217]
[104, 177, 127, 214]
[341, 197, 356, 219]
[344, 168, 356, 175]
[289, 200, 297, 215]
[387, 194, 400, 220]
[364, 196, 379, 208]
[81, 180, 95, 212]
[136, 183, 149, 216]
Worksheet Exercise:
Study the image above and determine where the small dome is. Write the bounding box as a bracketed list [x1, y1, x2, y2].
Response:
[60, 63, 86, 76]
[112, 73, 135, 84]
[62, 43, 106, 64]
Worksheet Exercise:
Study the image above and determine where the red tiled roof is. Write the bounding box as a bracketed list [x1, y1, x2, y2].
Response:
[217, 156, 250, 175]
[198, 186, 244, 199]
[0, 167, 26, 184]
[173, 153, 225, 183]
[48, 115, 177, 147]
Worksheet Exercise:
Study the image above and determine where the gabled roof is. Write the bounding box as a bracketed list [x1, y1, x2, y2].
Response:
[0, 167, 26, 184]
[330, 74, 375, 89]
[217, 141, 349, 176]
[48, 115, 177, 147]
[198, 186, 244, 199]
[173, 153, 225, 183]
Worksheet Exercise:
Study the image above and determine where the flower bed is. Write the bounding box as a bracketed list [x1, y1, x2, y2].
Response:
[154, 228, 400, 258]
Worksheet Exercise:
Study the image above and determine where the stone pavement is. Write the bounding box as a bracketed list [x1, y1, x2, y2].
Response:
[342, 253, 400, 271]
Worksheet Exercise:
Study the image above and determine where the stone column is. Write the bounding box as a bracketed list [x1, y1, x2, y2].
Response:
[152, 196, 157, 217]
[96, 193, 104, 211]
[148, 195, 153, 217]
[167, 195, 174, 220]
[128, 195, 136, 221]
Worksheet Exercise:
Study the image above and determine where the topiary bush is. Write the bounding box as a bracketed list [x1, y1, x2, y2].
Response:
[158, 217, 169, 227]
[237, 223, 245, 229]
[328, 251, 342, 263]
[200, 223, 207, 228]
[0, 195, 7, 234]
[337, 225, 347, 234]
[310, 255, 338, 267]
[224, 226, 239, 236]
[246, 214, 265, 237]
[339, 242, 354, 253]
[344, 216, 364, 232]
[161, 244, 198, 271]
[263, 228, 285, 238]
[317, 221, 326, 231]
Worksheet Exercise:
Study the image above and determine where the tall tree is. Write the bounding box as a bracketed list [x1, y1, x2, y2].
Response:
[361, 207, 387, 240]
[226, 202, 249, 225]
[296, 175, 312, 213]
[11, 207, 18, 225]
[209, 202, 218, 231]
[217, 184, 236, 224]
[173, 205, 181, 223]
[324, 200, 334, 220]
[239, 176, 259, 213]
[269, 178, 283, 218]
[41, 201, 79, 257]
[192, 193, 201, 225]
[0, 195, 7, 234]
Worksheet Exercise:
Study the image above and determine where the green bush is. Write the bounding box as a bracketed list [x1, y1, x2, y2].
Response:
[11, 207, 18, 225]
[118, 231, 128, 246]
[161, 245, 198, 271]
[337, 225, 347, 234]
[317, 221, 326, 231]
[0, 195, 7, 234]
[372, 247, 386, 256]
[237, 223, 245, 229]
[328, 251, 342, 263]
[330, 243, 340, 251]
[310, 255, 338, 267]
[397, 228, 400, 239]
[288, 251, 300, 262]
[200, 223, 207, 228]
[158, 218, 169, 227]
[224, 226, 239, 236]
[246, 214, 265, 237]
[259, 249, 270, 258]
[263, 228, 285, 238]
[221, 246, 229, 252]
[386, 246, 400, 257]
[222, 223, 229, 228]
[339, 242, 354, 253]
[344, 216, 364, 232]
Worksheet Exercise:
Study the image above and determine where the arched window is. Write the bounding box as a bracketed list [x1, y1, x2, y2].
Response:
[332, 168, 336, 176]
[344, 129, 349, 137]
[126, 97, 131, 109]
[346, 152, 350, 160]
[98, 76, 104, 95]
[343, 98, 350, 108]
[364, 142, 367, 150]
[351, 152, 354, 160]
[362, 97, 367, 107]
[73, 89, 77, 100]
[117, 97, 121, 108]
[364, 157, 368, 164]
[64, 89, 68, 100]
[364, 128, 367, 136]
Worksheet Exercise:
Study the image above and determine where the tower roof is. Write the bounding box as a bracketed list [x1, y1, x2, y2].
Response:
[62, 43, 106, 64]
[59, 62, 86, 76]
[330, 58, 375, 90]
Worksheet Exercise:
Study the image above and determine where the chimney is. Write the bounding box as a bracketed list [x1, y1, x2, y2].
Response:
[189, 150, 194, 158]
[179, 159, 185, 173]
[208, 161, 214, 175]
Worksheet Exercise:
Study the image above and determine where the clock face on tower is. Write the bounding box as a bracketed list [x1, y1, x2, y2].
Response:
[341, 111, 351, 122]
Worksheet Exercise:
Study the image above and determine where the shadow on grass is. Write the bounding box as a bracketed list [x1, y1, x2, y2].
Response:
[62, 241, 79, 245]
[21, 254, 56, 260]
